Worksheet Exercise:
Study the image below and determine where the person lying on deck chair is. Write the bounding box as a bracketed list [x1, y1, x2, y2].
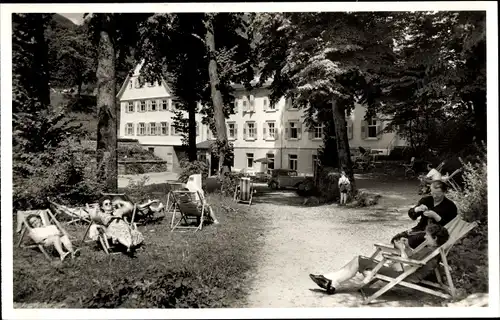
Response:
[26, 214, 80, 262]
[391, 180, 457, 249]
[309, 223, 449, 295]
[184, 174, 219, 224]
[88, 195, 144, 252]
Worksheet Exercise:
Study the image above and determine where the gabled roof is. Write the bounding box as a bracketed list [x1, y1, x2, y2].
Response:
[116, 60, 174, 100]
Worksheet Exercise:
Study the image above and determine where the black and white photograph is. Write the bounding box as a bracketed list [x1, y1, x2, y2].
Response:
[1, 2, 498, 319]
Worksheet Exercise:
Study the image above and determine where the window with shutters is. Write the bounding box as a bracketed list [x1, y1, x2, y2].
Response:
[246, 122, 256, 139]
[233, 99, 239, 114]
[138, 123, 146, 136]
[161, 99, 168, 111]
[289, 154, 298, 170]
[246, 153, 254, 168]
[248, 95, 255, 112]
[289, 121, 299, 139]
[161, 122, 169, 135]
[129, 80, 133, 89]
[149, 122, 157, 135]
[134, 78, 141, 88]
[313, 124, 323, 139]
[227, 122, 236, 140]
[139, 100, 146, 112]
[265, 121, 276, 140]
[368, 118, 377, 138]
[151, 100, 157, 111]
[266, 153, 275, 174]
[127, 101, 134, 113]
[126, 123, 134, 136]
[242, 99, 248, 112]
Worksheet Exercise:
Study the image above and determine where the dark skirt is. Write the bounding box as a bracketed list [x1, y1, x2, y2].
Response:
[339, 183, 350, 193]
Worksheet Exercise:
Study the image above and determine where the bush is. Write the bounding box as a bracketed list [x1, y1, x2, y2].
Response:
[295, 177, 317, 197]
[447, 144, 488, 295]
[312, 167, 340, 202]
[13, 138, 103, 210]
[177, 159, 209, 187]
[216, 172, 245, 196]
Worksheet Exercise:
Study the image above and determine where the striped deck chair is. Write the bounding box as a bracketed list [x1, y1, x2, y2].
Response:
[17, 208, 73, 261]
[233, 177, 255, 205]
[170, 190, 206, 232]
[361, 217, 479, 304]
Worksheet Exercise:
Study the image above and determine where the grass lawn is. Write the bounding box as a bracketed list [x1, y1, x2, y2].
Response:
[13, 183, 265, 308]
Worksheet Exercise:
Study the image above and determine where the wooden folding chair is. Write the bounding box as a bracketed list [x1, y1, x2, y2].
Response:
[48, 200, 92, 225]
[361, 217, 478, 305]
[233, 177, 255, 205]
[170, 190, 206, 232]
[17, 209, 73, 261]
[443, 168, 462, 192]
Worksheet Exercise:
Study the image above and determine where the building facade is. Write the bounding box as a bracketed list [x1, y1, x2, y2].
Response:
[117, 63, 406, 175]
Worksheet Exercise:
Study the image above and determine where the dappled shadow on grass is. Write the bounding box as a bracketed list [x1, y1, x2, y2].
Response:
[13, 185, 267, 308]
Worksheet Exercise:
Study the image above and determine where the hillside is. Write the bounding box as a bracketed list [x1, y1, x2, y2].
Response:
[51, 13, 77, 30]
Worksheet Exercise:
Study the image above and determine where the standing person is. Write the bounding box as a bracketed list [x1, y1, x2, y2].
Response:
[391, 180, 457, 249]
[338, 169, 351, 206]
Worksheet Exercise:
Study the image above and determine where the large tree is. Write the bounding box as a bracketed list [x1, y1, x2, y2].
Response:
[137, 13, 255, 172]
[253, 12, 396, 191]
[85, 13, 150, 191]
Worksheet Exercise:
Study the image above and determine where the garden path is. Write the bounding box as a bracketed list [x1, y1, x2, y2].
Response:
[241, 175, 446, 308]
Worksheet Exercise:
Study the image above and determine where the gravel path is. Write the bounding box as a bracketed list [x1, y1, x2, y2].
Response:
[242, 177, 444, 307]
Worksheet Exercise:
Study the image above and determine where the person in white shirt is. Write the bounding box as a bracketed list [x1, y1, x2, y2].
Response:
[26, 214, 79, 262]
[419, 163, 442, 194]
[338, 169, 351, 206]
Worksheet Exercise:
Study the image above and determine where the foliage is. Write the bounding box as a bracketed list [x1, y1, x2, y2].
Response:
[373, 12, 486, 148]
[446, 144, 488, 294]
[13, 138, 103, 210]
[314, 167, 341, 202]
[351, 191, 381, 207]
[46, 17, 96, 94]
[217, 172, 244, 196]
[136, 13, 255, 166]
[295, 177, 318, 198]
[177, 159, 209, 186]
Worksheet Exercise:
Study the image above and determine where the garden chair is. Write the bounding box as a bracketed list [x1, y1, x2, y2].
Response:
[169, 190, 206, 232]
[403, 157, 416, 177]
[233, 177, 255, 205]
[442, 168, 462, 192]
[17, 208, 73, 261]
[361, 217, 478, 305]
[48, 199, 93, 225]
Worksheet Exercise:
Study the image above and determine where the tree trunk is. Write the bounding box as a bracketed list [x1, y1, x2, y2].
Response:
[331, 99, 356, 192]
[205, 15, 229, 176]
[188, 100, 198, 162]
[96, 26, 117, 192]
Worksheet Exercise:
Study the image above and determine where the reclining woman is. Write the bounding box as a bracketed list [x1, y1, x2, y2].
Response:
[88, 195, 144, 253]
[184, 174, 219, 224]
[26, 214, 80, 262]
[309, 223, 450, 294]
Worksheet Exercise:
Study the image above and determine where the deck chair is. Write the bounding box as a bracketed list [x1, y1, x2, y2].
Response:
[403, 157, 416, 177]
[443, 168, 462, 192]
[233, 177, 255, 205]
[17, 208, 73, 261]
[169, 190, 206, 232]
[165, 182, 187, 215]
[361, 217, 478, 305]
[48, 200, 92, 224]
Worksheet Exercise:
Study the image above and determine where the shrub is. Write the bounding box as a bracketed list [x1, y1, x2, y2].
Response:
[295, 177, 317, 197]
[13, 138, 103, 210]
[313, 166, 340, 202]
[217, 172, 244, 196]
[177, 159, 209, 187]
[447, 144, 488, 295]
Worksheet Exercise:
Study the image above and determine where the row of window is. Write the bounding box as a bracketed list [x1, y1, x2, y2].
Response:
[122, 96, 299, 114]
[128, 78, 160, 89]
[124, 119, 380, 140]
[245, 153, 320, 173]
[124, 99, 177, 113]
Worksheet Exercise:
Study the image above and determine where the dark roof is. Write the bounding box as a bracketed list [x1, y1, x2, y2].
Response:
[196, 140, 214, 149]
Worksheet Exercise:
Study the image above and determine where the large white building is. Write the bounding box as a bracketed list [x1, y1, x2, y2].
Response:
[117, 63, 407, 175]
